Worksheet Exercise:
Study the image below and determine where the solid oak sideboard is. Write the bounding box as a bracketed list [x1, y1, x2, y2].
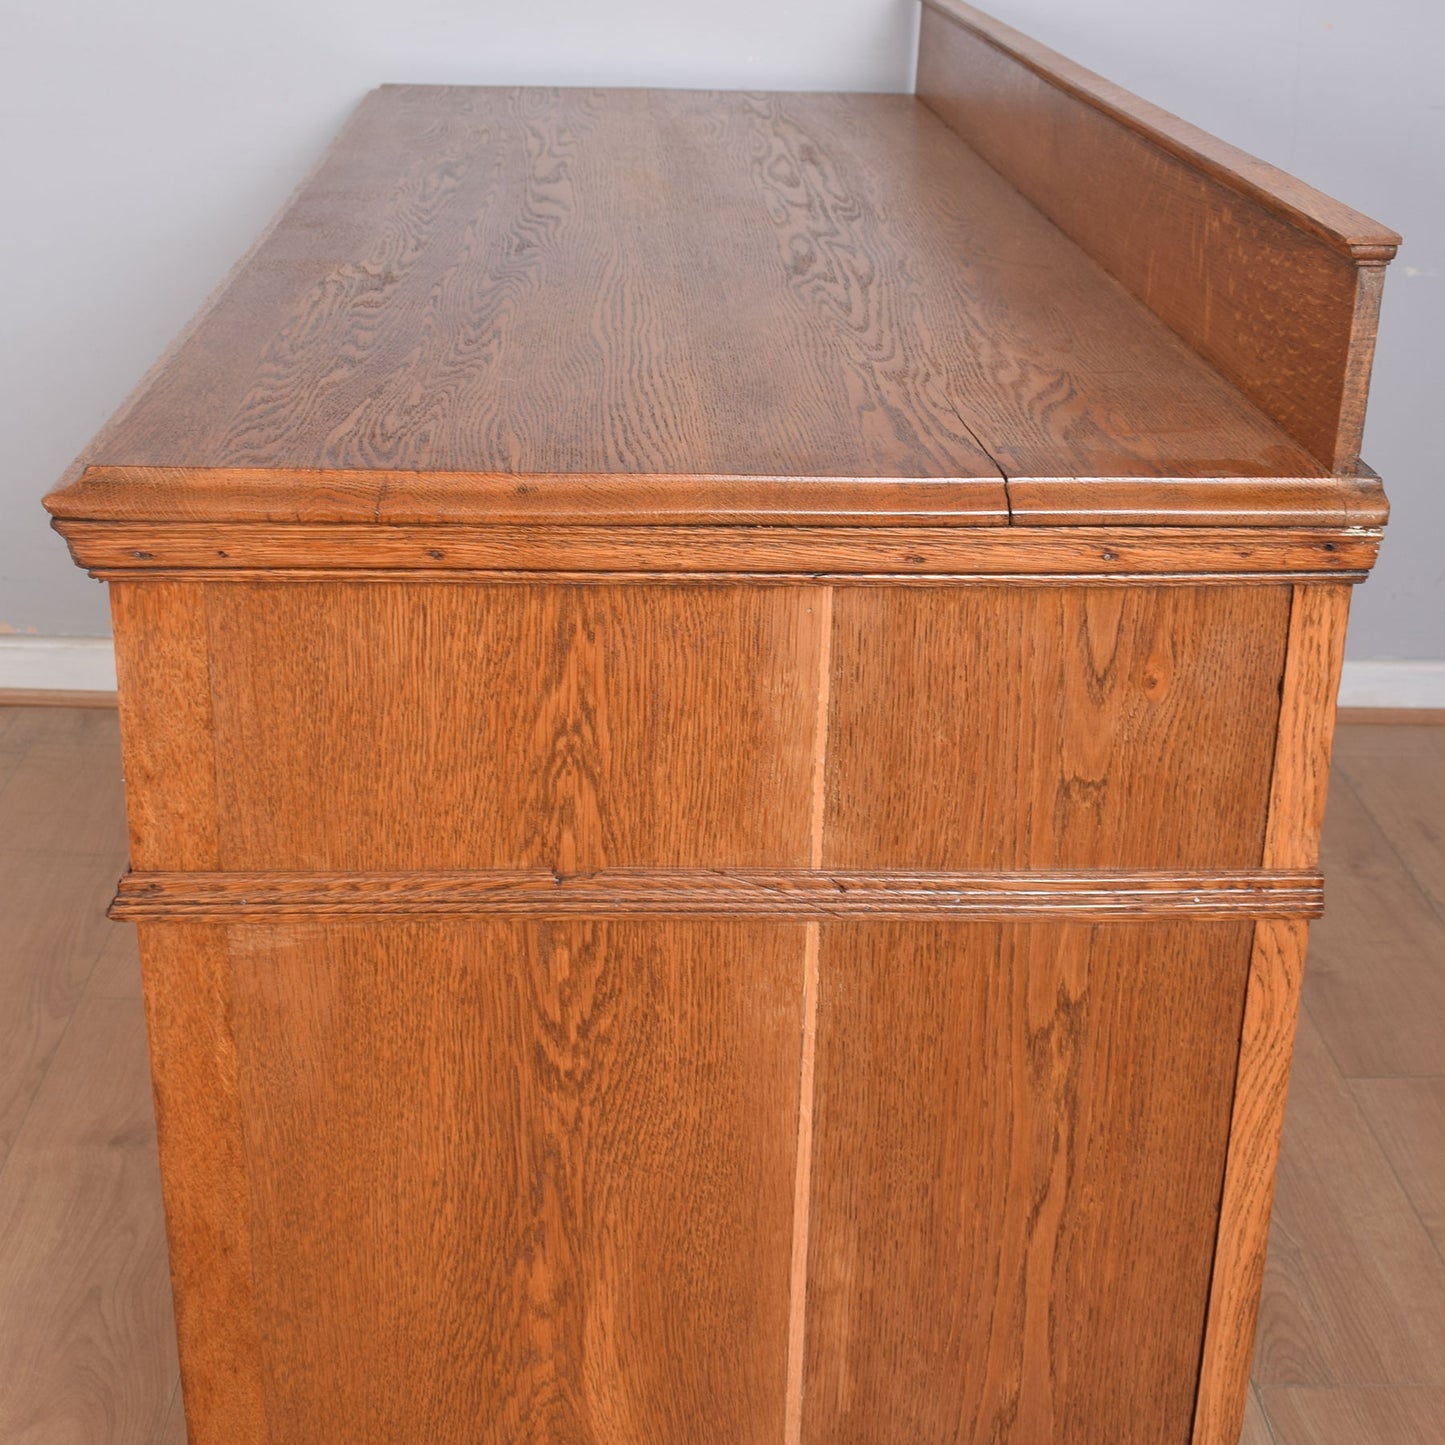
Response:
[45, 3, 1398, 1442]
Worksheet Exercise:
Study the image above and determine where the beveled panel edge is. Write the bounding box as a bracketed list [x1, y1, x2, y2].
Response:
[111, 867, 1325, 922]
[46, 466, 1009, 527]
[919, 0, 1400, 261]
[53, 520, 1382, 579]
[47, 467, 1388, 530]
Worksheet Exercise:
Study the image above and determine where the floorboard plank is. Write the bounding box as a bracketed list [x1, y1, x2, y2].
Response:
[1303, 775, 1445, 1078]
[1253, 1012, 1445, 1387]
[1332, 725, 1445, 923]
[1241, 1386, 1277, 1444]
[1352, 1077, 1445, 1260]
[0, 992, 179, 1444]
[0, 851, 129, 1170]
[1260, 1386, 1445, 1444]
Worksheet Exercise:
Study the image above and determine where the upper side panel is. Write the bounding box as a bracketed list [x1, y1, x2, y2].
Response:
[69, 86, 1322, 492]
[114, 580, 826, 872]
[824, 583, 1292, 870]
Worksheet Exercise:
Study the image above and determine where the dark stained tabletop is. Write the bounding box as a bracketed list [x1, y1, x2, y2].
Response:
[84, 85, 1323, 486]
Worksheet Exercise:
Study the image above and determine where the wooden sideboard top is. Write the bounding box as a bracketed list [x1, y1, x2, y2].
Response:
[46, 2, 1397, 547]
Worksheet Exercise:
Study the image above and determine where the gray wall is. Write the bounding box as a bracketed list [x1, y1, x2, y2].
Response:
[2, 0, 1438, 658]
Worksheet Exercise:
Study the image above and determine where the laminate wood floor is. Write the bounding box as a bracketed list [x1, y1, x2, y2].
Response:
[0, 704, 1441, 1444]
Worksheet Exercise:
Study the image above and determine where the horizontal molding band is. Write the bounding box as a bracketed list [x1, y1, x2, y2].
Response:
[55, 520, 1381, 579]
[47, 465, 1387, 529]
[111, 867, 1326, 922]
[81, 568, 1370, 587]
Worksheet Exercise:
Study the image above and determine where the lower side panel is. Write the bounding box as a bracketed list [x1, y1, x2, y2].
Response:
[801, 920, 1253, 1445]
[139, 918, 805, 1445]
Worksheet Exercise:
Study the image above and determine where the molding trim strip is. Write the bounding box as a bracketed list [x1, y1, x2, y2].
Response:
[112, 867, 1325, 922]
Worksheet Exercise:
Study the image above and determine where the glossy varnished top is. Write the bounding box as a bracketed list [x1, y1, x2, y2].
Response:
[50, 83, 1359, 531]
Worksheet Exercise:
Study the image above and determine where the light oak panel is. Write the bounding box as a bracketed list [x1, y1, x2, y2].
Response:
[225, 918, 802, 1444]
[1263, 585, 1352, 870]
[802, 920, 1251, 1444]
[1192, 920, 1307, 1445]
[194, 581, 823, 871]
[139, 925, 267, 1444]
[917, 0, 1396, 471]
[824, 585, 1291, 869]
[111, 582, 219, 871]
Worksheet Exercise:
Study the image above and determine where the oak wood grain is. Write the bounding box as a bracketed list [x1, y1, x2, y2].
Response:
[39, 86, 1337, 503]
[51, 466, 1011, 527]
[1192, 920, 1307, 1445]
[825, 584, 1290, 869]
[917, 0, 1396, 472]
[192, 582, 822, 872]
[803, 920, 1251, 1444]
[138, 926, 267, 1444]
[225, 918, 802, 1443]
[1264, 586, 1352, 871]
[110, 583, 219, 872]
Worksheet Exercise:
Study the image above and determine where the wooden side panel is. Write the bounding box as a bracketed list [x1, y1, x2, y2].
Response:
[1264, 584, 1353, 869]
[217, 917, 801, 1445]
[137, 924, 265, 1444]
[824, 585, 1291, 869]
[1192, 919, 1307, 1445]
[802, 920, 1252, 1445]
[916, 1, 1393, 471]
[111, 583, 219, 870]
[190, 581, 824, 871]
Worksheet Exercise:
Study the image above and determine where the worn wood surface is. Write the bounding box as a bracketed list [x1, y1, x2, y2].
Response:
[802, 920, 1251, 1443]
[824, 585, 1290, 869]
[222, 917, 802, 1443]
[41, 86, 1339, 510]
[917, 0, 1397, 472]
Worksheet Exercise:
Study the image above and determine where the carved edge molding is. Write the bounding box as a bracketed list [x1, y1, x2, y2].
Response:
[112, 867, 1325, 922]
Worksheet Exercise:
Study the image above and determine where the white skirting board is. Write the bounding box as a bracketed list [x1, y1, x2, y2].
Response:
[0, 636, 118, 692]
[0, 636, 1442, 708]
